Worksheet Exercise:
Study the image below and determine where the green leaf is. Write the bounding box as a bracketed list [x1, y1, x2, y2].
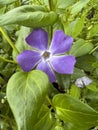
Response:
[87, 82, 98, 92]
[53, 0, 75, 12]
[76, 54, 96, 72]
[71, 0, 90, 14]
[92, 61, 98, 68]
[0, 76, 5, 85]
[64, 17, 84, 37]
[85, 90, 98, 111]
[70, 39, 93, 57]
[71, 68, 85, 80]
[72, 17, 84, 38]
[12, 26, 31, 60]
[63, 22, 72, 36]
[88, 24, 98, 37]
[0, 5, 57, 27]
[53, 125, 63, 130]
[7, 70, 50, 130]
[0, 0, 17, 5]
[64, 122, 88, 130]
[33, 105, 54, 130]
[52, 94, 98, 129]
[70, 85, 81, 99]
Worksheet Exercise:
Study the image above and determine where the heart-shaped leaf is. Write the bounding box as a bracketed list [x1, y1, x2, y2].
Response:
[7, 70, 50, 130]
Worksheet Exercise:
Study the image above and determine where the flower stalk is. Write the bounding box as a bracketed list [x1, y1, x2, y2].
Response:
[0, 56, 17, 64]
[0, 27, 19, 54]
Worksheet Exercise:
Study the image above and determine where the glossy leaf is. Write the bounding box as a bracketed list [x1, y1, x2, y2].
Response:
[70, 39, 93, 57]
[52, 94, 98, 129]
[7, 70, 50, 130]
[0, 5, 57, 27]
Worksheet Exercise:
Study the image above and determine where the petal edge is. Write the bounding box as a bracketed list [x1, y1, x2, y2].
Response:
[16, 50, 41, 72]
[26, 28, 48, 51]
[50, 55, 76, 74]
[36, 61, 56, 82]
[49, 30, 73, 54]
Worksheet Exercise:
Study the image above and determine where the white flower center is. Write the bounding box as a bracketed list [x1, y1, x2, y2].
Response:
[42, 51, 51, 61]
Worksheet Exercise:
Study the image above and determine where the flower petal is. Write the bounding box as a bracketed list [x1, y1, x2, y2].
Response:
[36, 61, 56, 82]
[16, 50, 41, 72]
[49, 30, 73, 54]
[75, 76, 93, 88]
[26, 28, 48, 51]
[50, 55, 76, 74]
[82, 76, 92, 85]
[75, 78, 84, 88]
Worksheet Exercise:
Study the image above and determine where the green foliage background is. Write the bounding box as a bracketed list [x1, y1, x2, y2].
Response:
[0, 0, 98, 130]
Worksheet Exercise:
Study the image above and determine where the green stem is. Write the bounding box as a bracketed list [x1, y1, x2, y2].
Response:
[46, 95, 55, 110]
[50, 26, 53, 41]
[0, 27, 19, 54]
[48, 0, 53, 11]
[0, 56, 17, 64]
[48, 0, 53, 41]
[46, 95, 52, 106]
[89, 45, 98, 54]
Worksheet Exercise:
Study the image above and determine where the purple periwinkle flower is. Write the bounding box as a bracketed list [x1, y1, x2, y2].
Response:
[16, 28, 76, 82]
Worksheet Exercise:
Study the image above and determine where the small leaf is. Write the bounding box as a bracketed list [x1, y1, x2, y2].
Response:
[70, 39, 93, 57]
[87, 82, 98, 92]
[71, 68, 85, 80]
[70, 85, 81, 99]
[0, 5, 57, 27]
[71, 0, 90, 14]
[7, 70, 50, 130]
[52, 94, 98, 129]
[72, 17, 84, 38]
